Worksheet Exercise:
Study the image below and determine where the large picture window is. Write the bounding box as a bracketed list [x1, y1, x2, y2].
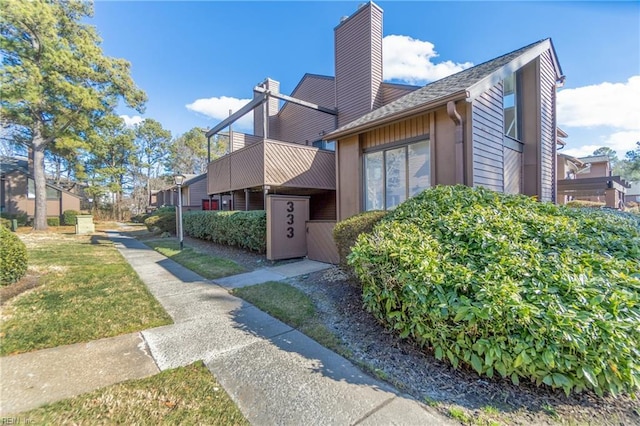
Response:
[503, 72, 519, 140]
[28, 179, 61, 200]
[364, 139, 430, 211]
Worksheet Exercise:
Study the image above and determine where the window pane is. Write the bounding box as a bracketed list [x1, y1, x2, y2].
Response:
[364, 151, 384, 210]
[385, 147, 406, 209]
[408, 140, 430, 196]
[503, 73, 518, 139]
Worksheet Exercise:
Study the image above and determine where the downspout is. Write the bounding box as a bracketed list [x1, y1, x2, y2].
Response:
[447, 101, 464, 185]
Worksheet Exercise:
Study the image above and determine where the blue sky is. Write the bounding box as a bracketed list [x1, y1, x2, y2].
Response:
[91, 1, 640, 159]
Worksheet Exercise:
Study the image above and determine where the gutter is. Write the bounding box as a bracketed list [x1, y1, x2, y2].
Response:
[447, 101, 465, 185]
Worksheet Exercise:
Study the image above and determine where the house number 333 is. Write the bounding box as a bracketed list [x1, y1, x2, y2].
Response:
[286, 201, 294, 238]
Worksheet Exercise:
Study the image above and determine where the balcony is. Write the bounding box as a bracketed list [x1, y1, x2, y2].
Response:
[207, 138, 335, 194]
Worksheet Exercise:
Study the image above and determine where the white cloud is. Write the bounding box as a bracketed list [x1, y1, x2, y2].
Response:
[557, 76, 640, 131]
[186, 96, 253, 131]
[557, 76, 640, 159]
[382, 35, 473, 85]
[120, 114, 143, 128]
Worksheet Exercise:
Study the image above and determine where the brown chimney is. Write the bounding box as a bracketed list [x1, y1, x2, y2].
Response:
[334, 2, 384, 127]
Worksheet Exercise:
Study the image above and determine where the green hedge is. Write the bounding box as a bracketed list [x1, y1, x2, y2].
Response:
[144, 210, 176, 234]
[47, 217, 60, 227]
[183, 210, 266, 253]
[0, 226, 28, 286]
[349, 185, 640, 397]
[62, 210, 80, 225]
[333, 210, 388, 280]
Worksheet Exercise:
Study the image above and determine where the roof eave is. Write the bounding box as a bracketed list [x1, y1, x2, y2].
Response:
[325, 90, 467, 141]
[467, 39, 562, 101]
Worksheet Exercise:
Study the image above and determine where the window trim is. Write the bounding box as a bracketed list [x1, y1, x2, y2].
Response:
[362, 136, 431, 212]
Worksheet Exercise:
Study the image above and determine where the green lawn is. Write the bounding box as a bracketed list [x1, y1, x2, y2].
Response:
[0, 231, 172, 356]
[19, 361, 248, 425]
[144, 239, 246, 279]
[233, 281, 345, 356]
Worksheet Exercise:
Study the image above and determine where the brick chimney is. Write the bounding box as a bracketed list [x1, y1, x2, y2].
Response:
[334, 2, 384, 127]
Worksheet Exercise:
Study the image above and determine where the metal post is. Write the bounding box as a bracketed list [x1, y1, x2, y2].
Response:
[174, 174, 186, 251]
[177, 183, 183, 250]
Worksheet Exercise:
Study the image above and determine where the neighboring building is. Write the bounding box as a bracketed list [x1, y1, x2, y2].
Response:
[1, 156, 82, 220]
[204, 1, 568, 259]
[155, 174, 232, 211]
[626, 181, 640, 204]
[556, 153, 630, 208]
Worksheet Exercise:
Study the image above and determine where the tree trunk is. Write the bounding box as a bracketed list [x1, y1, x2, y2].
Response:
[32, 129, 48, 231]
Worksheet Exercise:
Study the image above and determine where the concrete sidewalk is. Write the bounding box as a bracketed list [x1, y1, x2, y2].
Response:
[1, 231, 451, 425]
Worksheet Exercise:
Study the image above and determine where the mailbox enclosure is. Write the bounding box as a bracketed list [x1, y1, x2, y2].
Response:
[266, 195, 309, 260]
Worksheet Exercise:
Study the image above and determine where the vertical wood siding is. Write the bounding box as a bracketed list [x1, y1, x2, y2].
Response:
[185, 178, 207, 210]
[503, 147, 522, 194]
[381, 83, 418, 105]
[361, 114, 430, 150]
[471, 82, 504, 192]
[539, 50, 556, 202]
[275, 75, 337, 144]
[335, 3, 383, 127]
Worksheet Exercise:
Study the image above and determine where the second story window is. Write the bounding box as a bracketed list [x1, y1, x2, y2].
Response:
[503, 72, 520, 140]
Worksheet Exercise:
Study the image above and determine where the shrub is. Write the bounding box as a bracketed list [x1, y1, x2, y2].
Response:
[47, 217, 60, 227]
[0, 226, 28, 286]
[1, 218, 11, 229]
[0, 212, 28, 226]
[62, 210, 80, 225]
[350, 185, 640, 397]
[183, 210, 266, 253]
[333, 210, 388, 280]
[131, 214, 150, 223]
[144, 210, 176, 234]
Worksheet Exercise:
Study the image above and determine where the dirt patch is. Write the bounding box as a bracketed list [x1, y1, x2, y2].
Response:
[1, 273, 41, 306]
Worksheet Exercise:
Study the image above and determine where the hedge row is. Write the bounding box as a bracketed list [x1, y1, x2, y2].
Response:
[144, 210, 176, 234]
[183, 210, 266, 253]
[0, 226, 28, 286]
[349, 185, 640, 397]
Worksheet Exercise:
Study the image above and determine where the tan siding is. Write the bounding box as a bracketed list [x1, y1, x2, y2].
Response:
[472, 82, 504, 192]
[335, 3, 383, 127]
[208, 155, 231, 193]
[521, 60, 540, 197]
[504, 147, 522, 194]
[231, 132, 262, 152]
[539, 50, 556, 202]
[275, 75, 336, 144]
[361, 114, 429, 149]
[185, 179, 207, 210]
[336, 135, 360, 221]
[264, 140, 335, 189]
[307, 221, 340, 264]
[60, 193, 80, 214]
[381, 83, 417, 105]
[433, 108, 457, 186]
[230, 142, 265, 190]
